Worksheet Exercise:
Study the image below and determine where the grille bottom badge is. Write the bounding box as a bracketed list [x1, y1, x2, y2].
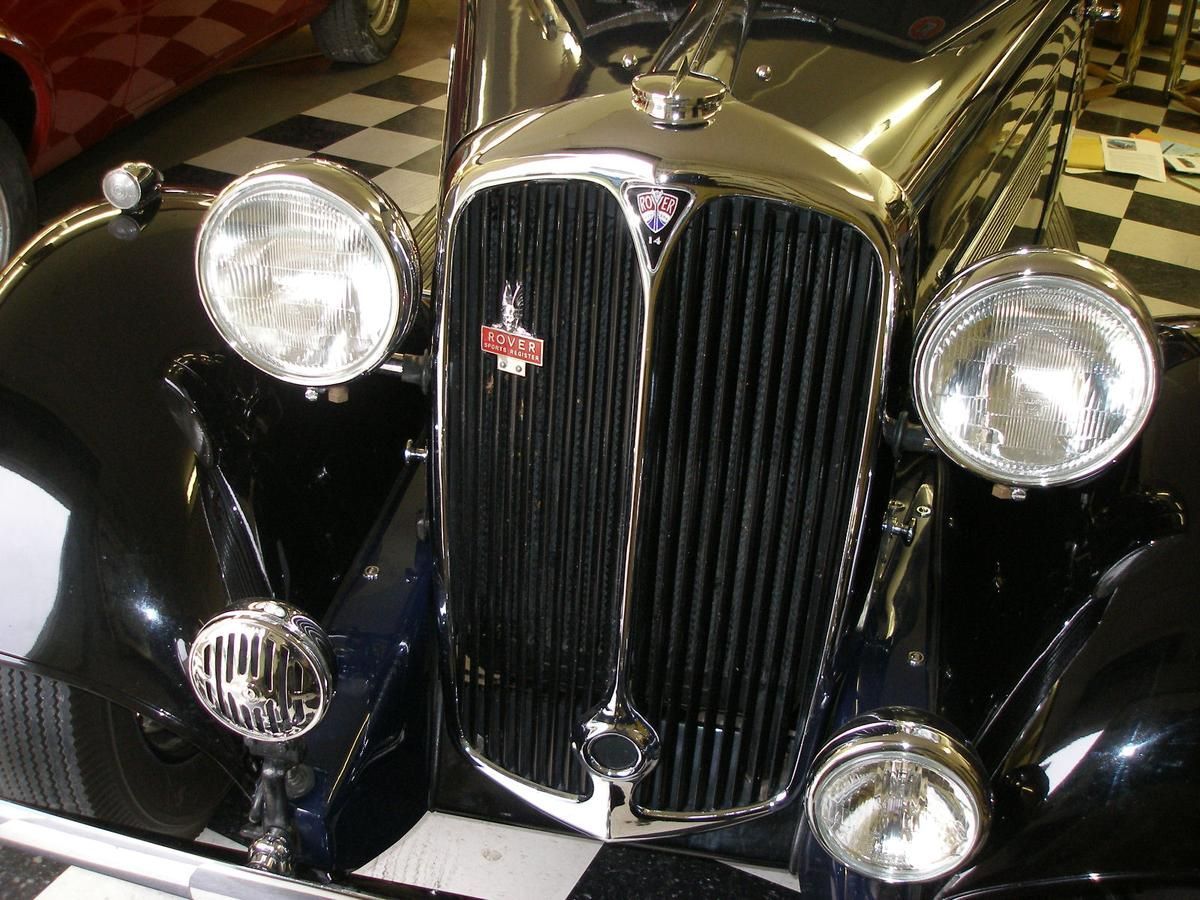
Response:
[481, 283, 543, 377]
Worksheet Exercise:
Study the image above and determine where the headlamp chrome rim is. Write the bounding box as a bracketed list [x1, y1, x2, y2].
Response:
[913, 248, 1161, 487]
[806, 708, 991, 883]
[187, 599, 335, 742]
[195, 157, 421, 386]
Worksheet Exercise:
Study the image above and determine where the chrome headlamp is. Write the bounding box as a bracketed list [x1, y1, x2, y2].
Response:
[195, 158, 420, 386]
[914, 249, 1159, 486]
[806, 709, 990, 883]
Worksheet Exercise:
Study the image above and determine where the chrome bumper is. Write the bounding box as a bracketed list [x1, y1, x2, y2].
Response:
[0, 799, 436, 899]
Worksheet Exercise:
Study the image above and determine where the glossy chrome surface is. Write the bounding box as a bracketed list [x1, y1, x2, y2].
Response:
[629, 0, 751, 126]
[631, 69, 727, 126]
[188, 599, 335, 742]
[0, 181, 11, 263]
[195, 158, 422, 386]
[101, 162, 164, 213]
[913, 248, 1161, 486]
[433, 88, 905, 840]
[805, 708, 991, 883]
[451, 0, 1075, 197]
[0, 798, 398, 899]
[248, 831, 295, 875]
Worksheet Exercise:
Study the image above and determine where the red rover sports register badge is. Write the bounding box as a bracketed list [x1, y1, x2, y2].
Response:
[481, 283, 543, 376]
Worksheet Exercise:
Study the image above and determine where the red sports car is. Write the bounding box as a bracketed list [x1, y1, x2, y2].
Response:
[0, 0, 409, 261]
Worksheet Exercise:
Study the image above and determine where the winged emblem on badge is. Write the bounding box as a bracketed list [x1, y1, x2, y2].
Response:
[481, 283, 544, 377]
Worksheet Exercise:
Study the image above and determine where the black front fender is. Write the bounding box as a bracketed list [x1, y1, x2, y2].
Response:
[0, 194, 425, 776]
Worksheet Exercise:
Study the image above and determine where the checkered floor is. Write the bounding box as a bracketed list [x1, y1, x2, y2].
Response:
[165, 56, 448, 218]
[1067, 38, 1200, 312]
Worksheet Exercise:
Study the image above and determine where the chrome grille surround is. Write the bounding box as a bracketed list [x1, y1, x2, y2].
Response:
[188, 599, 335, 742]
[433, 93, 907, 841]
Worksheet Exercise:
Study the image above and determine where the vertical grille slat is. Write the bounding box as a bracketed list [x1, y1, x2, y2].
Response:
[631, 197, 881, 813]
[442, 183, 881, 813]
[445, 181, 642, 795]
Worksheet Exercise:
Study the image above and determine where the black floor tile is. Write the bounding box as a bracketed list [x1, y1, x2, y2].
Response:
[400, 146, 442, 176]
[1163, 107, 1200, 133]
[1126, 53, 1172, 76]
[1118, 84, 1171, 107]
[251, 115, 364, 151]
[309, 153, 390, 179]
[1079, 109, 1164, 136]
[1125, 191, 1200, 236]
[0, 845, 68, 900]
[1105, 250, 1200, 306]
[164, 162, 233, 193]
[568, 845, 798, 899]
[1069, 207, 1123, 246]
[355, 75, 447, 104]
[376, 107, 445, 140]
[1069, 168, 1142, 190]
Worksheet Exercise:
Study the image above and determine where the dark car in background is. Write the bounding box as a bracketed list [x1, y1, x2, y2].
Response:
[0, 0, 1197, 897]
[0, 0, 409, 261]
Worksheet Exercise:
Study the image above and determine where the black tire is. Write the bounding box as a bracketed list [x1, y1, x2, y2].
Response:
[0, 666, 229, 837]
[312, 0, 409, 65]
[0, 119, 35, 266]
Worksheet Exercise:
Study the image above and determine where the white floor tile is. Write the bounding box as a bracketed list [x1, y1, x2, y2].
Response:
[1084, 96, 1167, 126]
[1146, 296, 1200, 316]
[1156, 125, 1200, 146]
[305, 94, 415, 126]
[195, 828, 244, 851]
[356, 812, 600, 900]
[1060, 175, 1132, 217]
[188, 137, 308, 174]
[1078, 241, 1110, 262]
[1112, 219, 1200, 268]
[35, 867, 174, 900]
[373, 168, 439, 216]
[402, 59, 451, 83]
[1133, 68, 1168, 91]
[321, 128, 439, 167]
[423, 93, 448, 111]
[1135, 175, 1200, 206]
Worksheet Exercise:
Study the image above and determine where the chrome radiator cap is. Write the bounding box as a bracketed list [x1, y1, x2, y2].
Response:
[188, 600, 335, 742]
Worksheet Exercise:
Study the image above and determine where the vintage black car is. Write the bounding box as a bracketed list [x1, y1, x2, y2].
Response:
[0, 0, 1197, 896]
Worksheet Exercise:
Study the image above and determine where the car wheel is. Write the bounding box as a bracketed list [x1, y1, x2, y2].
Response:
[312, 0, 409, 65]
[0, 666, 229, 837]
[0, 120, 35, 266]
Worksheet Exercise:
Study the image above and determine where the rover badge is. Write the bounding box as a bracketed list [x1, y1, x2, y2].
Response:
[481, 283, 543, 377]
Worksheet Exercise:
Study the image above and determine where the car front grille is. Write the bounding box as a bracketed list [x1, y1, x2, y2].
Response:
[440, 179, 882, 812]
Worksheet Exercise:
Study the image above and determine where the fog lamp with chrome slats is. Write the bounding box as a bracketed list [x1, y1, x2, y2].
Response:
[188, 599, 335, 742]
[195, 158, 420, 386]
[806, 709, 990, 883]
[913, 248, 1159, 486]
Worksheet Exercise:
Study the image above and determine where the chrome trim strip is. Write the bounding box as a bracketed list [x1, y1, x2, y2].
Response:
[960, 104, 1055, 268]
[0, 799, 394, 899]
[431, 92, 908, 840]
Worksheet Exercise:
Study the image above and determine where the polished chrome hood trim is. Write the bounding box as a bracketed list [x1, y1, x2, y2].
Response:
[432, 92, 907, 841]
[630, 0, 752, 126]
